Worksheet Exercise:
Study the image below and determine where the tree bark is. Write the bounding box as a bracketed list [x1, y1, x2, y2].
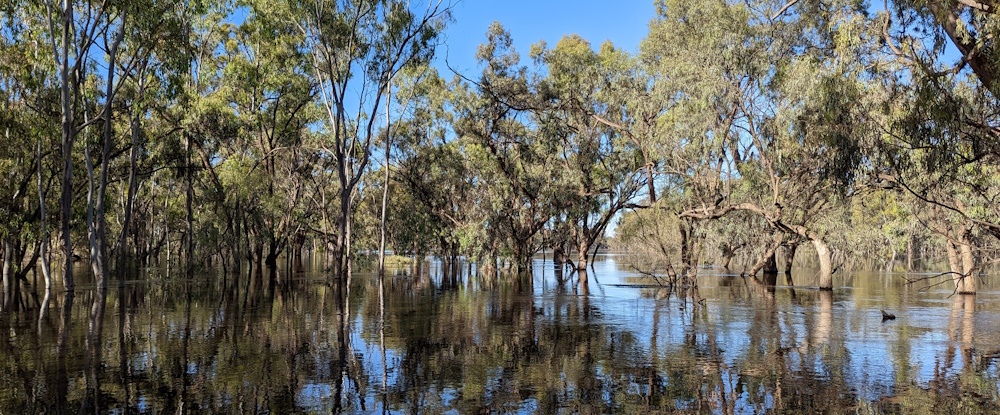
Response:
[378, 84, 391, 279]
[784, 242, 797, 286]
[678, 221, 700, 284]
[906, 228, 914, 272]
[944, 230, 977, 294]
[646, 164, 656, 203]
[293, 232, 305, 273]
[85, 145, 104, 288]
[56, 0, 75, 292]
[185, 132, 194, 274]
[335, 187, 350, 277]
[762, 250, 778, 274]
[576, 240, 590, 271]
[553, 245, 565, 283]
[814, 238, 833, 290]
[959, 241, 976, 294]
[264, 244, 279, 269]
[784, 242, 797, 276]
[746, 236, 783, 280]
[38, 142, 52, 291]
[2, 238, 12, 310]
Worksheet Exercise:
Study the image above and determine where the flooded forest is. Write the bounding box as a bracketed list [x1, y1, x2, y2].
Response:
[3, 0, 1000, 413]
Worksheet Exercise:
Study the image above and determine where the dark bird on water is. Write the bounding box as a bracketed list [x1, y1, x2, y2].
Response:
[881, 309, 896, 321]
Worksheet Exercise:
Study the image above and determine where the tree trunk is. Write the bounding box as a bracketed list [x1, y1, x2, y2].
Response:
[746, 236, 783, 280]
[293, 233, 304, 273]
[85, 145, 105, 289]
[253, 242, 264, 271]
[264, 247, 279, 269]
[57, 0, 75, 292]
[576, 240, 590, 271]
[645, 164, 656, 203]
[117, 77, 144, 285]
[720, 249, 733, 270]
[335, 187, 350, 278]
[679, 221, 699, 284]
[553, 246, 565, 284]
[345, 199, 353, 277]
[951, 229, 977, 295]
[762, 250, 778, 274]
[38, 142, 52, 291]
[784, 242, 797, 276]
[814, 238, 833, 290]
[377, 85, 391, 279]
[762, 250, 778, 286]
[2, 238, 12, 310]
[184, 133, 194, 275]
[959, 241, 976, 294]
[784, 242, 797, 286]
[512, 244, 533, 292]
[94, 23, 123, 291]
[906, 228, 914, 272]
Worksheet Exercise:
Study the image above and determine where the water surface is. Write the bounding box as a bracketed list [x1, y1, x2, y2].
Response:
[2, 256, 1000, 414]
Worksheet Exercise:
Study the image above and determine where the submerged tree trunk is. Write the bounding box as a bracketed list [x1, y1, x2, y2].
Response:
[185, 133, 194, 274]
[906, 228, 914, 272]
[720, 245, 734, 270]
[784, 242, 797, 286]
[762, 251, 778, 273]
[746, 235, 783, 281]
[784, 242, 797, 277]
[576, 240, 590, 271]
[946, 230, 977, 295]
[264, 246, 279, 269]
[85, 145, 105, 289]
[2, 237, 12, 310]
[959, 241, 976, 294]
[762, 251, 778, 285]
[813, 237, 833, 290]
[38, 142, 52, 291]
[292, 232, 305, 273]
[93, 22, 123, 291]
[678, 220, 700, 284]
[117, 72, 145, 285]
[55, 0, 75, 292]
[378, 85, 391, 279]
[335, 187, 350, 278]
[553, 245, 565, 284]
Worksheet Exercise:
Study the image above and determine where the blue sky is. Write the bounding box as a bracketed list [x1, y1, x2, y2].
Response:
[434, 0, 656, 78]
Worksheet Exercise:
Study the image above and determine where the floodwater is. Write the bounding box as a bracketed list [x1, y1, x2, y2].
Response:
[2, 255, 1000, 414]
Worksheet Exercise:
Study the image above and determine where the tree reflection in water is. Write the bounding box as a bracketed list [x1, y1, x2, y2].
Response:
[1, 257, 1000, 413]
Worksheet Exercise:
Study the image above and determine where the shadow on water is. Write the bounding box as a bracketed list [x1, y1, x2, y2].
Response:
[2, 256, 1000, 413]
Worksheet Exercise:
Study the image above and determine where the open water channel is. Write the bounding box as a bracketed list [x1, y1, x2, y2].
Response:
[2, 255, 1000, 414]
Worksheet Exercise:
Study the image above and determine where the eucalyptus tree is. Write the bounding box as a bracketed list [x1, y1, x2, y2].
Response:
[108, 0, 188, 279]
[1, 2, 61, 306]
[453, 23, 565, 279]
[641, 0, 872, 289]
[872, 0, 1000, 293]
[214, 2, 317, 273]
[872, 81, 1000, 293]
[390, 67, 469, 267]
[532, 35, 647, 275]
[282, 0, 451, 278]
[41, 0, 124, 291]
[880, 0, 1000, 99]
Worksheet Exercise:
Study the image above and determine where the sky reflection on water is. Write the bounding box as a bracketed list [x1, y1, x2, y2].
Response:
[2, 256, 1000, 414]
